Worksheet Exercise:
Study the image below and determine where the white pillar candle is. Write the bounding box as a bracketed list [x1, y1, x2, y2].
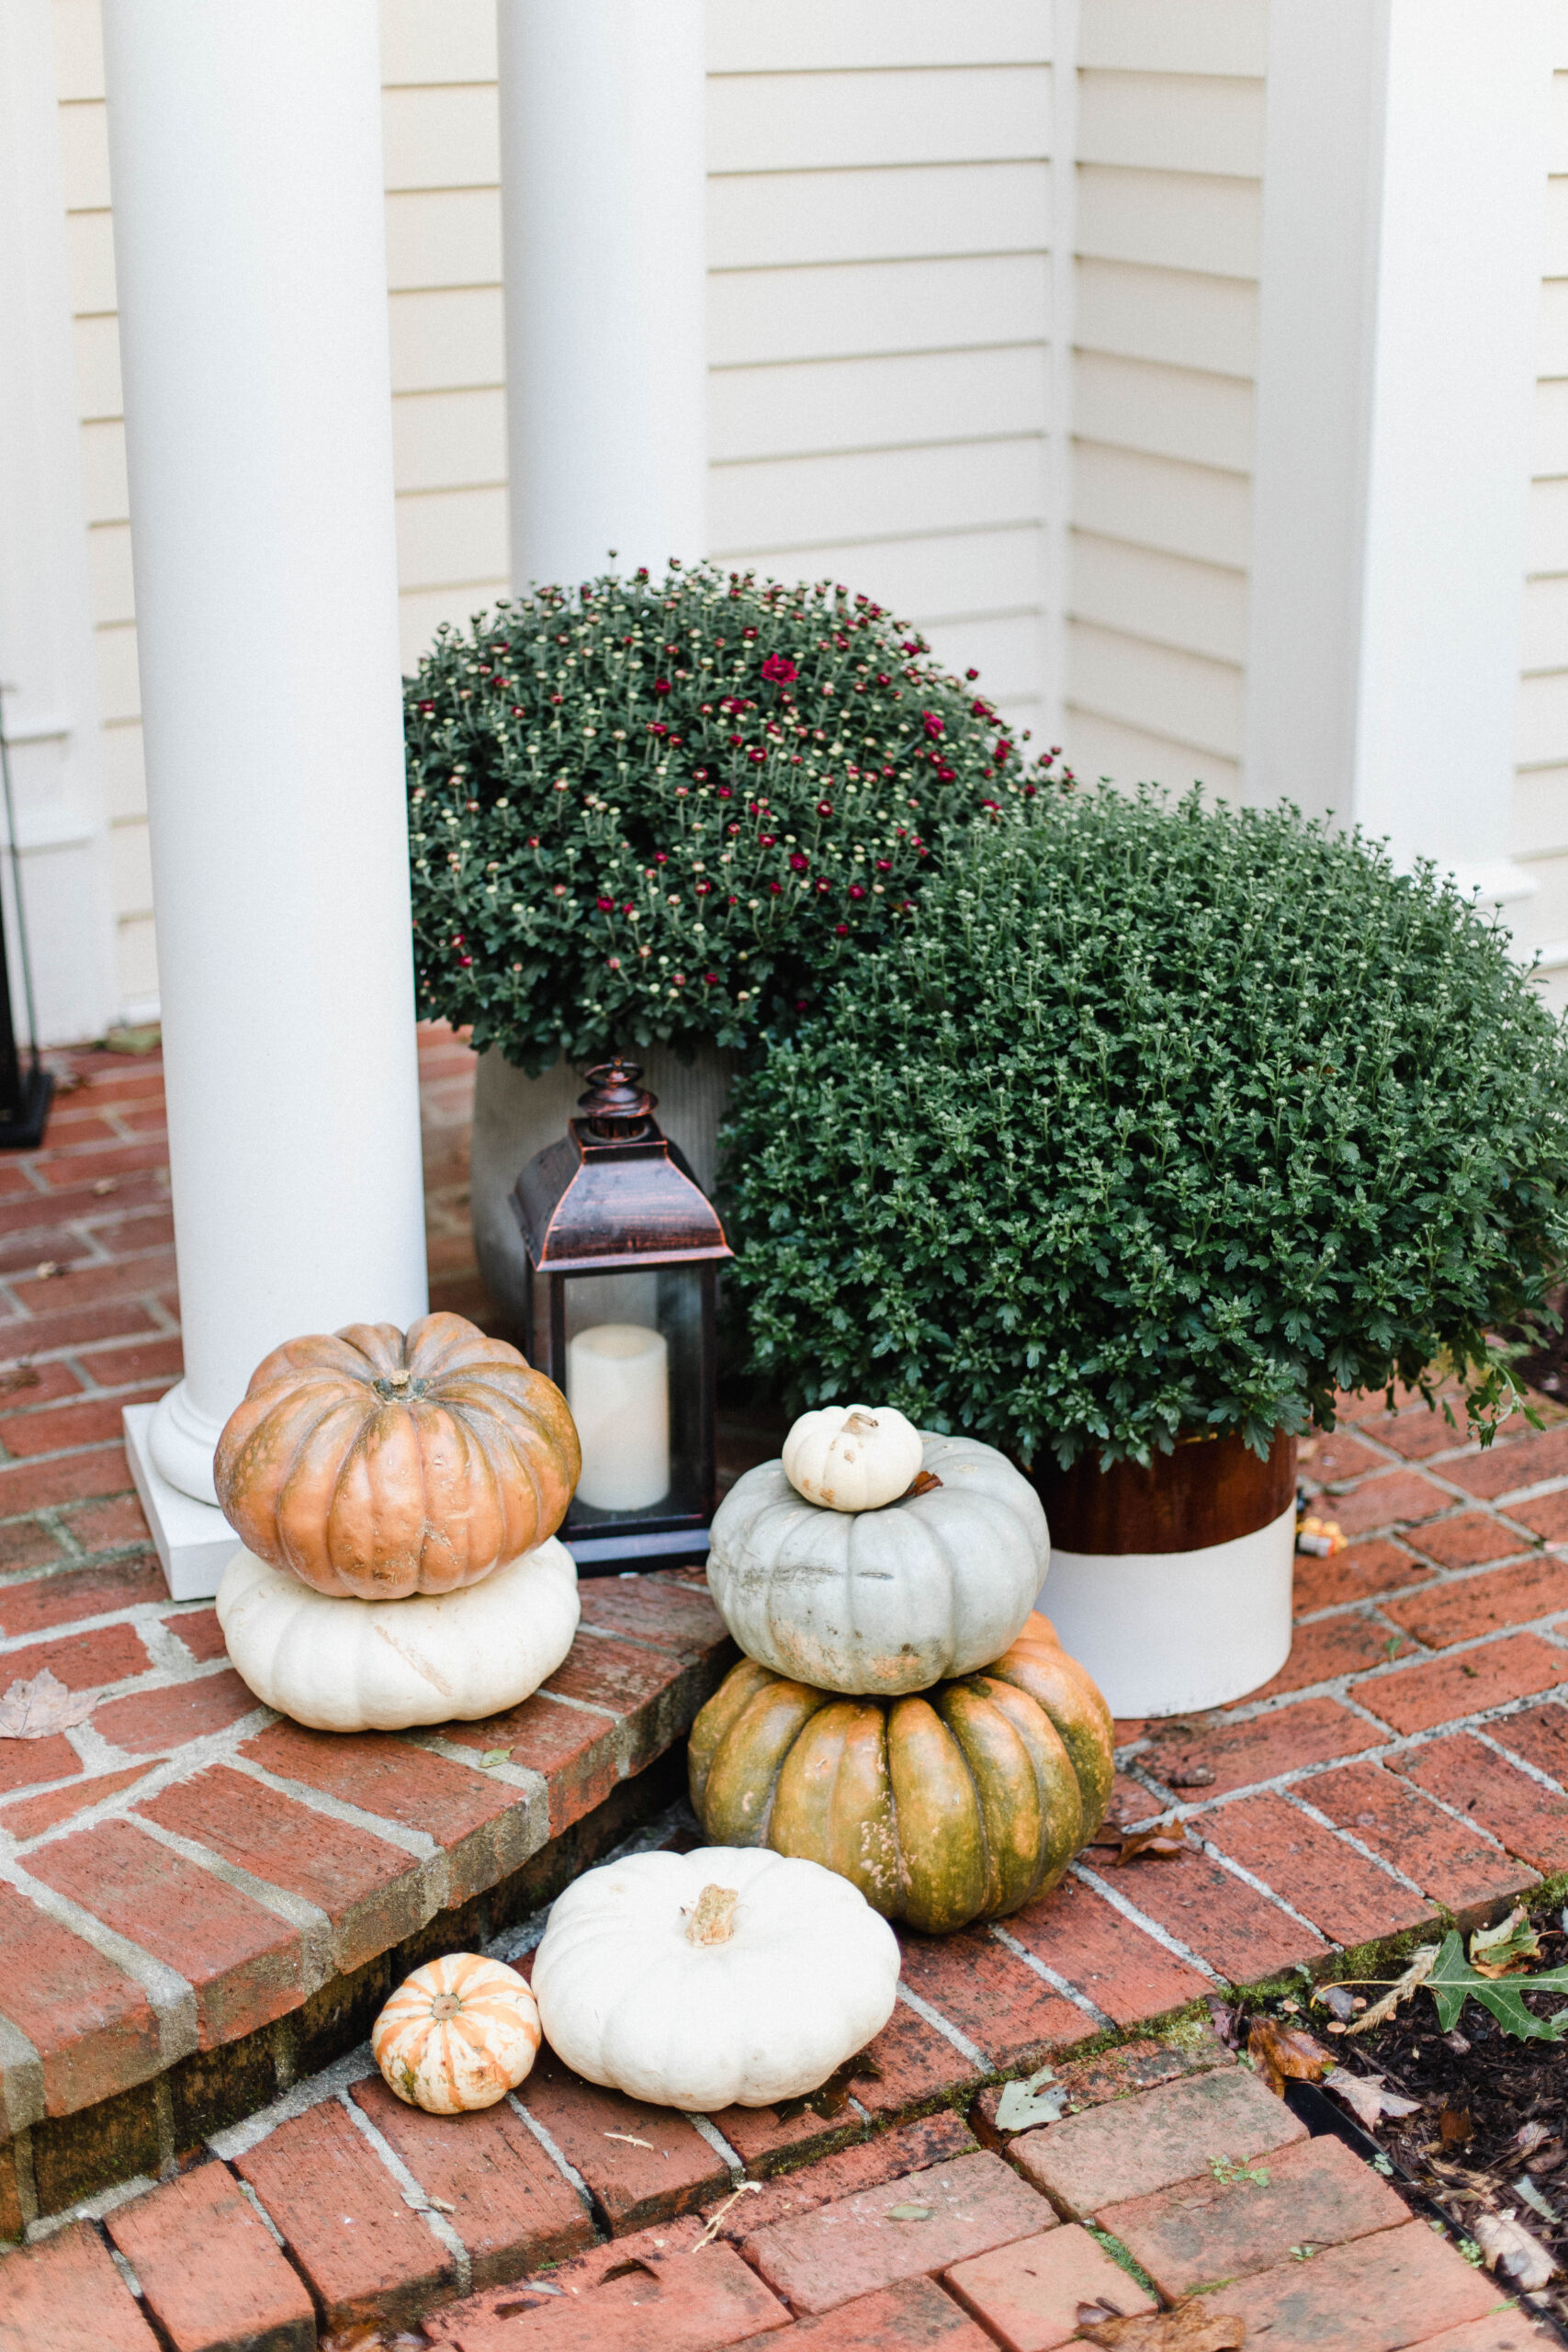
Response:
[568, 1325, 671, 1512]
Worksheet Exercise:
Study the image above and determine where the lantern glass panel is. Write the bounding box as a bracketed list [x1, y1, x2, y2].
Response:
[561, 1264, 705, 1527]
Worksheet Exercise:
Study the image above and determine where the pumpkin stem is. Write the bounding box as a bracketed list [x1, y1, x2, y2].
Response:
[389, 1368, 412, 1387]
[686, 1883, 739, 1945]
[429, 1992, 461, 2020]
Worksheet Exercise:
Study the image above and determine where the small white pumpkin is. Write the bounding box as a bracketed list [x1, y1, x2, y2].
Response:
[531, 1845, 899, 2110]
[782, 1404, 923, 1512]
[708, 1431, 1047, 1697]
[216, 1535, 580, 1731]
[373, 1951, 541, 2113]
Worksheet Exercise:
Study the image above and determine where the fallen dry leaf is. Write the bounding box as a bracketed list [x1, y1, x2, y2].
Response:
[1469, 1905, 1542, 1978]
[1314, 1983, 1359, 2024]
[601, 2132, 654, 2151]
[0, 1364, 39, 1396]
[1515, 2119, 1553, 2155]
[885, 2202, 935, 2222]
[1323, 2066, 1421, 2132]
[900, 1470, 943, 1499]
[1439, 2106, 1473, 2146]
[1162, 1765, 1217, 1790]
[0, 1668, 98, 1739]
[1247, 2015, 1332, 2097]
[689, 2180, 761, 2251]
[1472, 2209, 1560, 2291]
[1344, 1946, 1438, 2036]
[1106, 1826, 1194, 1866]
[1077, 2297, 1246, 2349]
[994, 2062, 1069, 2132]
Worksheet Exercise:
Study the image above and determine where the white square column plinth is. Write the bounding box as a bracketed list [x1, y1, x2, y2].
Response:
[124, 1404, 238, 1600]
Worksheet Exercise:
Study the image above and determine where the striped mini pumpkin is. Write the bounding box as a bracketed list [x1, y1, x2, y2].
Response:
[371, 1952, 541, 2114]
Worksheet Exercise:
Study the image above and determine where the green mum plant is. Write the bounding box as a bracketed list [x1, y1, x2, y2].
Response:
[722, 785, 1568, 1468]
[405, 563, 1030, 1073]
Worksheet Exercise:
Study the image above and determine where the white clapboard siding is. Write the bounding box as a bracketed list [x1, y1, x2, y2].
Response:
[1513, 48, 1568, 957]
[381, 85, 499, 191]
[712, 437, 1046, 556]
[709, 255, 1051, 370]
[99, 720, 143, 820]
[78, 419, 127, 526]
[1078, 0, 1267, 79]
[1071, 533, 1247, 666]
[388, 286, 504, 397]
[380, 0, 496, 85]
[1075, 352, 1253, 473]
[87, 522, 134, 628]
[392, 389, 507, 494]
[709, 162, 1051, 271]
[1076, 71, 1264, 177]
[1060, 17, 1262, 798]
[707, 68, 1053, 177]
[1076, 164, 1261, 277]
[706, 2, 1051, 76]
[1062, 707, 1239, 799]
[710, 346, 1049, 466]
[73, 313, 120, 420]
[733, 527, 1045, 626]
[385, 188, 502, 291]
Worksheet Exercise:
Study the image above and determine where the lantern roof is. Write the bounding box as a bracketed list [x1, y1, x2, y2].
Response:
[512, 1059, 733, 1274]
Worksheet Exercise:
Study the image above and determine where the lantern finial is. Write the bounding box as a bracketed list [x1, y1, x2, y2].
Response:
[578, 1059, 656, 1140]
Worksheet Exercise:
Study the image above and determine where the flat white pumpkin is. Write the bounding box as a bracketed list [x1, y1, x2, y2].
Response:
[216, 1536, 580, 1731]
[372, 1951, 541, 2114]
[782, 1404, 923, 1512]
[707, 1432, 1047, 1696]
[531, 1845, 899, 2110]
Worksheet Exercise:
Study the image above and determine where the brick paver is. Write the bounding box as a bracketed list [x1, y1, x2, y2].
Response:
[518, 2049, 731, 2234]
[786, 2278, 994, 2350]
[1006, 2065, 1305, 2219]
[1202, 2217, 1500, 2347]
[1098, 2132, 1409, 2298]
[0, 2219, 156, 2351]
[745, 2151, 1049, 2316]
[949, 2226, 1157, 2348]
[104, 2157, 315, 2352]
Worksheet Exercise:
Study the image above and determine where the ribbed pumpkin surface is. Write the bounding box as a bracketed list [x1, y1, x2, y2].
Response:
[689, 1612, 1113, 1935]
[214, 1311, 580, 1600]
[372, 1951, 541, 2114]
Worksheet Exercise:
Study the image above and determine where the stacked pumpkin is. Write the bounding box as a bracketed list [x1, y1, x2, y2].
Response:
[692, 1405, 1116, 1934]
[211, 1312, 583, 1732]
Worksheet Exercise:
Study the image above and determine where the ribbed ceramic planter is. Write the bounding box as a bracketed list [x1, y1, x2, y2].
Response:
[1031, 1430, 1297, 1719]
[469, 1040, 735, 1337]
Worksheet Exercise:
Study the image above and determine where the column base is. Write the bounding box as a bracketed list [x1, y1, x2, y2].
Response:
[124, 1403, 239, 1600]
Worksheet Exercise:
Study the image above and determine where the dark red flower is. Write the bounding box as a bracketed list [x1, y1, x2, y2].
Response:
[875, 858, 892, 871]
[649, 721, 670, 738]
[937, 765, 955, 783]
[695, 880, 714, 894]
[655, 852, 669, 865]
[903, 640, 920, 655]
[742, 626, 759, 639]
[760, 834, 777, 848]
[816, 877, 831, 894]
[769, 881, 784, 895]
[704, 971, 719, 985]
[653, 678, 672, 696]
[788, 853, 808, 872]
[511, 705, 525, 717]
[748, 747, 766, 763]
[994, 741, 1011, 763]
[761, 653, 798, 685]
[596, 896, 615, 911]
[972, 700, 990, 719]
[834, 922, 850, 935]
[417, 699, 435, 713]
[848, 884, 866, 900]
[922, 712, 944, 740]
[622, 900, 635, 913]
[966, 668, 979, 681]
[458, 956, 473, 967]
[817, 800, 833, 817]
[1023, 784, 1037, 797]
[717, 786, 733, 799]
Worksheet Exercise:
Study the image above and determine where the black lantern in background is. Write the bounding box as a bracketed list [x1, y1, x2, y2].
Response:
[513, 1059, 731, 1574]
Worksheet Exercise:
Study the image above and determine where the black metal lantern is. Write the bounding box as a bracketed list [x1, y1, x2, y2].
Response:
[513, 1058, 732, 1574]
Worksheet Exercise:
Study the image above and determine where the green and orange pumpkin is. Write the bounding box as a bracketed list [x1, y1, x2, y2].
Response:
[689, 1612, 1113, 1935]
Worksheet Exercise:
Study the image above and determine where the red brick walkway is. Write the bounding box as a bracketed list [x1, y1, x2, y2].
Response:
[0, 1026, 1563, 2345]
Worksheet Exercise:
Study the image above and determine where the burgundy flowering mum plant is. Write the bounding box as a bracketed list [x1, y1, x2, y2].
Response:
[404, 562, 1043, 1071]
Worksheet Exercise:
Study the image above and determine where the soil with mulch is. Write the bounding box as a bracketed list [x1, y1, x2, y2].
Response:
[1232, 1896, 1568, 2337]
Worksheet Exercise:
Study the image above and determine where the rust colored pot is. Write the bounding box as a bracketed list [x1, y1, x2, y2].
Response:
[1032, 1428, 1297, 1555]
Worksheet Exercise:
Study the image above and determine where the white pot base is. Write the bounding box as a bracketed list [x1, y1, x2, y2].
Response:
[1038, 1502, 1296, 1719]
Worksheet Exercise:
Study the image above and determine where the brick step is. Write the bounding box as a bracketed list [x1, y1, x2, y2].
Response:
[0, 1567, 736, 2229]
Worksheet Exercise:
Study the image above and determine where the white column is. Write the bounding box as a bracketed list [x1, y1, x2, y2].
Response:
[0, 0, 115, 1047]
[497, 0, 707, 587]
[1244, 0, 1552, 900]
[102, 0, 427, 1546]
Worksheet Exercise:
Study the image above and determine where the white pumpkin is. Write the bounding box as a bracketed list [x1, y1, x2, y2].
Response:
[372, 1951, 541, 2114]
[707, 1432, 1047, 1696]
[531, 1845, 899, 2110]
[216, 1535, 580, 1731]
[782, 1404, 924, 1513]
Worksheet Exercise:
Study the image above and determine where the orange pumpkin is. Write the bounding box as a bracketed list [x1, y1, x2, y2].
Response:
[214, 1311, 580, 1600]
[372, 1951, 541, 2113]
